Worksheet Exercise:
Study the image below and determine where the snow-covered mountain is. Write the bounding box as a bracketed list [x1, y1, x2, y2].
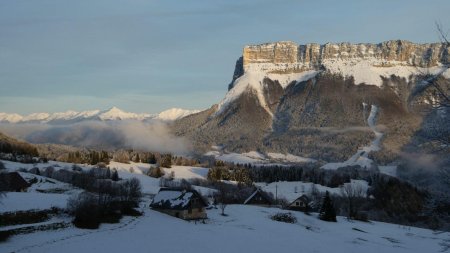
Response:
[173, 40, 450, 166]
[0, 107, 200, 124]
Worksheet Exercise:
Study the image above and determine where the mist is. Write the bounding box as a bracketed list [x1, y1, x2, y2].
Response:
[0, 120, 190, 155]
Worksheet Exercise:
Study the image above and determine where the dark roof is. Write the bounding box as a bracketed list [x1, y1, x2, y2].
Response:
[244, 189, 273, 205]
[150, 188, 207, 210]
[0, 172, 30, 191]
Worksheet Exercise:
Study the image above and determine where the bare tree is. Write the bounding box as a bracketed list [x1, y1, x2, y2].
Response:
[215, 185, 231, 216]
[413, 23, 450, 149]
[430, 22, 450, 109]
[340, 183, 365, 219]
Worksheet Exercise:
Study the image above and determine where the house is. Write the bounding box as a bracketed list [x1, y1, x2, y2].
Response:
[244, 189, 273, 206]
[0, 172, 30, 192]
[287, 194, 310, 212]
[150, 188, 208, 220]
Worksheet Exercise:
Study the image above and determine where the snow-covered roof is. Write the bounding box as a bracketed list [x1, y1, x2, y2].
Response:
[150, 188, 206, 210]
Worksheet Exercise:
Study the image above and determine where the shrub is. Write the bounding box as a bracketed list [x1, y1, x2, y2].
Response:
[0, 231, 11, 242]
[67, 192, 102, 229]
[148, 166, 164, 178]
[270, 212, 297, 224]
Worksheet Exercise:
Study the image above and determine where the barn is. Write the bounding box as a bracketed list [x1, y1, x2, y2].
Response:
[150, 188, 208, 220]
[287, 194, 310, 212]
[244, 189, 273, 206]
[0, 172, 30, 192]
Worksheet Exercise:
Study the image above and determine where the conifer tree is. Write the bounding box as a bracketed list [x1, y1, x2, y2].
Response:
[111, 169, 119, 181]
[148, 154, 157, 164]
[319, 191, 337, 222]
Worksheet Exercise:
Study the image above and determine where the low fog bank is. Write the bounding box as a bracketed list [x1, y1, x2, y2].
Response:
[0, 120, 190, 155]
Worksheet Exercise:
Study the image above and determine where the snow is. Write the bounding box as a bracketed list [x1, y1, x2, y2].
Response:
[0, 192, 70, 212]
[162, 166, 209, 180]
[98, 107, 152, 121]
[379, 165, 398, 177]
[22, 113, 50, 122]
[2, 204, 448, 253]
[322, 104, 382, 170]
[0, 112, 23, 123]
[151, 190, 193, 208]
[241, 151, 266, 160]
[267, 152, 316, 163]
[156, 108, 201, 121]
[0, 106, 200, 123]
[322, 58, 447, 87]
[216, 69, 319, 116]
[255, 179, 369, 203]
[0, 160, 448, 252]
[205, 150, 316, 165]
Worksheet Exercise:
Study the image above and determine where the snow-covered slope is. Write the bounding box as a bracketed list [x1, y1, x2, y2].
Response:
[0, 107, 201, 124]
[204, 150, 316, 165]
[216, 69, 320, 116]
[3, 204, 449, 253]
[255, 179, 369, 203]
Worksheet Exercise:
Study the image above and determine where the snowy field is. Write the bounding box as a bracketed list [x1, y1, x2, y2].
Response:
[1, 159, 448, 253]
[255, 179, 369, 202]
[205, 150, 316, 165]
[2, 204, 449, 253]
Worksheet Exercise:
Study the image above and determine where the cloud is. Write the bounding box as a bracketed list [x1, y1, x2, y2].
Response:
[0, 120, 190, 154]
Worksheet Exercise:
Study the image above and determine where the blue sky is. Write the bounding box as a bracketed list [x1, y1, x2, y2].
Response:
[1, 0, 449, 114]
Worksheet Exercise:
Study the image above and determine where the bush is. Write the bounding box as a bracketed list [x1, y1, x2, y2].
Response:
[270, 212, 297, 224]
[148, 166, 164, 178]
[67, 192, 102, 229]
[0, 209, 56, 226]
[0, 230, 11, 242]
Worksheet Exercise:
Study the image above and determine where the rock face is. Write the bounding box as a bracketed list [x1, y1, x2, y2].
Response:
[243, 40, 449, 71]
[173, 40, 450, 164]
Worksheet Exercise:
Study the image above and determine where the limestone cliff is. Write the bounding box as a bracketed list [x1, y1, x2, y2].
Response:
[242, 40, 449, 72]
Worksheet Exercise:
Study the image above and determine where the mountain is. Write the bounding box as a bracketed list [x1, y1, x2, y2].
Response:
[0, 107, 200, 124]
[173, 40, 450, 165]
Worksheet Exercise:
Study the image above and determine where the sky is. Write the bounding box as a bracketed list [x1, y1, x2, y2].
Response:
[0, 0, 449, 115]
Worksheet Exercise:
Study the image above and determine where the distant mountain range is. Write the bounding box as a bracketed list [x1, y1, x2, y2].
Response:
[0, 107, 200, 124]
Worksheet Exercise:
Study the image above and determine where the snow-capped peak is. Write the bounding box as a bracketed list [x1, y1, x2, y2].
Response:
[0, 107, 200, 124]
[156, 108, 200, 121]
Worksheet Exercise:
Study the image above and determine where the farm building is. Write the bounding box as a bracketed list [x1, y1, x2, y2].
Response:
[0, 172, 30, 192]
[244, 189, 273, 206]
[150, 188, 208, 220]
[287, 194, 310, 212]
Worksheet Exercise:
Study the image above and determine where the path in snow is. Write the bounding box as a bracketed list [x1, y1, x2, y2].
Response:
[322, 104, 382, 170]
[12, 213, 141, 253]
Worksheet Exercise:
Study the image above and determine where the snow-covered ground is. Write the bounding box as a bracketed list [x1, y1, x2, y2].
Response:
[0, 159, 211, 213]
[255, 179, 369, 203]
[1, 159, 449, 252]
[205, 150, 316, 165]
[2, 204, 448, 253]
[0, 192, 71, 213]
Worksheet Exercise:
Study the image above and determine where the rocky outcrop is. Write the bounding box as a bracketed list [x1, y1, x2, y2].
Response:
[243, 40, 449, 72]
